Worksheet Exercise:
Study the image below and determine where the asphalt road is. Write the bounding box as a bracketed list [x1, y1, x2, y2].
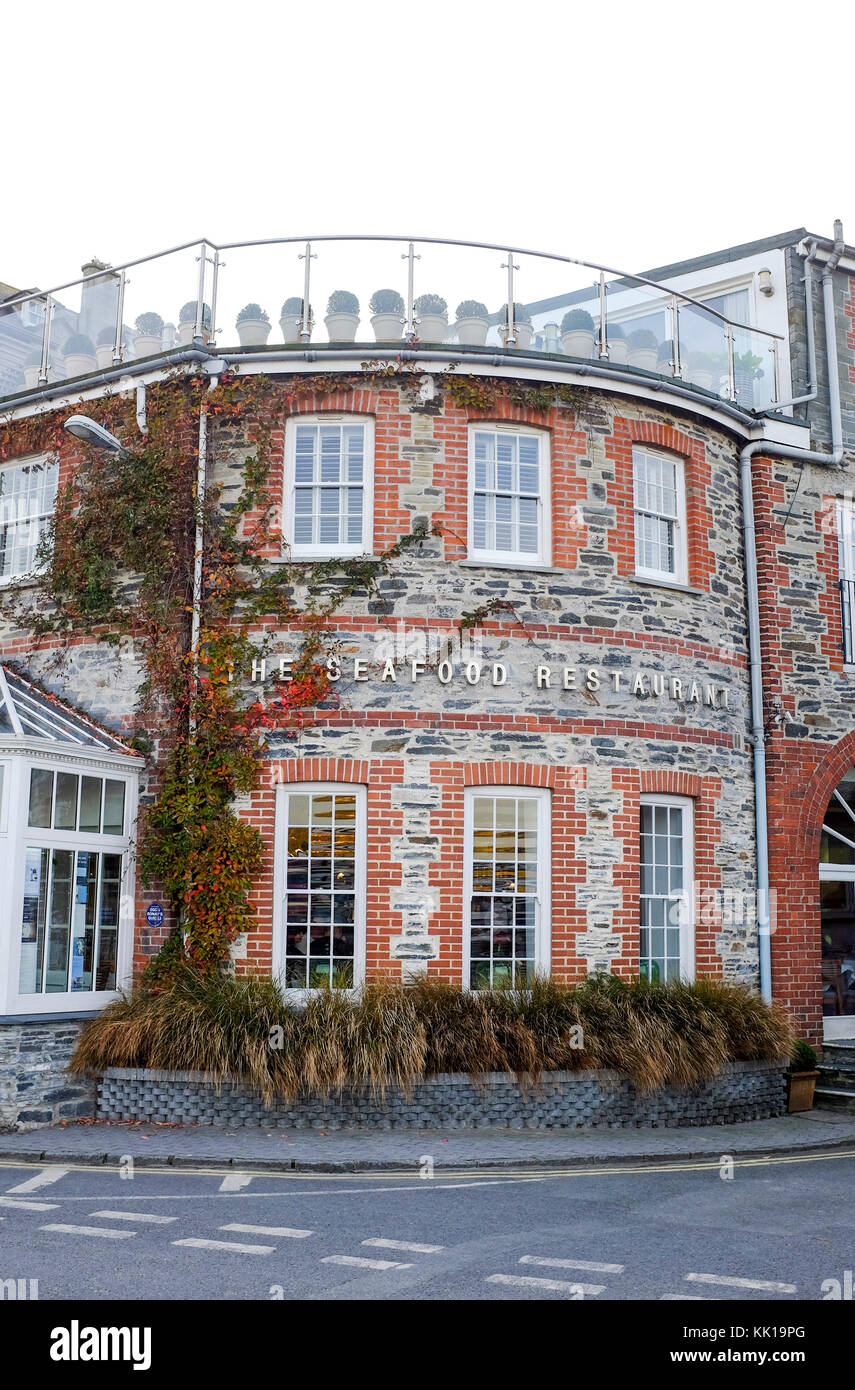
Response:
[0, 1151, 852, 1302]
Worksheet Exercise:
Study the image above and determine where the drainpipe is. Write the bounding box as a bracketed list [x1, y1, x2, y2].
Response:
[741, 221, 846, 1003]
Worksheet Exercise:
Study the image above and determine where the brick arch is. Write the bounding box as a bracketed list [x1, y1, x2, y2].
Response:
[269, 757, 371, 784]
[798, 730, 855, 854]
[625, 419, 695, 459]
[285, 389, 379, 416]
[639, 770, 703, 798]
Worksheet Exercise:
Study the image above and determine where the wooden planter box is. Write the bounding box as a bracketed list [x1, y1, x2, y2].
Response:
[786, 1070, 819, 1113]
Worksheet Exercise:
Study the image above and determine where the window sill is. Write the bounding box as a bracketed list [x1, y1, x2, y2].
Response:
[628, 573, 704, 596]
[460, 558, 560, 575]
[269, 554, 379, 565]
[0, 1009, 103, 1024]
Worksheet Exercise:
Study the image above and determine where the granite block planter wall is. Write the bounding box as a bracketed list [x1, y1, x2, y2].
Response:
[96, 1061, 786, 1130]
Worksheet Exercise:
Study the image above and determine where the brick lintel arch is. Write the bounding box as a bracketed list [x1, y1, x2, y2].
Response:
[639, 770, 704, 799]
[798, 730, 855, 854]
[267, 757, 371, 785]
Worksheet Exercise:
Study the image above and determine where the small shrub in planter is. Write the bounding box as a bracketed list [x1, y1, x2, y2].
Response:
[325, 290, 360, 343]
[787, 1039, 819, 1112]
[626, 327, 659, 371]
[235, 303, 271, 347]
[134, 312, 163, 357]
[605, 319, 628, 364]
[279, 297, 312, 344]
[414, 293, 448, 342]
[95, 324, 118, 368]
[561, 307, 596, 359]
[63, 333, 97, 377]
[499, 302, 534, 349]
[177, 300, 212, 345]
[455, 299, 489, 347]
[369, 288, 404, 341]
[21, 346, 43, 388]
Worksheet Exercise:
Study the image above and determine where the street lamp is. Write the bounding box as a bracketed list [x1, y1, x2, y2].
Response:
[63, 414, 125, 453]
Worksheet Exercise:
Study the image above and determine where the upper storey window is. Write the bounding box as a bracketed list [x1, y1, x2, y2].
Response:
[0, 457, 58, 580]
[285, 416, 373, 558]
[468, 426, 550, 566]
[632, 447, 687, 584]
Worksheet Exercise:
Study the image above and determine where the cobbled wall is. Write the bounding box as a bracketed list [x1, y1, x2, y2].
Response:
[0, 1021, 94, 1130]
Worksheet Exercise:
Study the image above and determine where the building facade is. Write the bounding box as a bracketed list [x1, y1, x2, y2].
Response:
[0, 226, 853, 1122]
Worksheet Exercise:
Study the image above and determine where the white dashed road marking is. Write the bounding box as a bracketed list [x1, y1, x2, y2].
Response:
[220, 1224, 313, 1239]
[661, 1294, 709, 1300]
[173, 1237, 275, 1255]
[487, 1274, 605, 1295]
[0, 1198, 59, 1211]
[218, 1174, 254, 1192]
[519, 1255, 624, 1274]
[89, 1210, 177, 1224]
[362, 1238, 445, 1254]
[321, 1255, 413, 1271]
[686, 1273, 798, 1294]
[39, 1224, 135, 1240]
[6, 1167, 69, 1195]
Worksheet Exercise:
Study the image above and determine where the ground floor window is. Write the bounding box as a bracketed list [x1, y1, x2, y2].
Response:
[819, 768, 855, 1019]
[276, 784, 365, 989]
[20, 847, 122, 994]
[639, 795, 694, 983]
[464, 787, 550, 988]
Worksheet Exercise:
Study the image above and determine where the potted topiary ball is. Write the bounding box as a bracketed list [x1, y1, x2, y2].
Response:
[626, 327, 659, 372]
[63, 334, 97, 377]
[177, 301, 212, 346]
[280, 297, 310, 344]
[325, 290, 360, 343]
[96, 324, 117, 369]
[21, 347, 43, 389]
[133, 313, 164, 359]
[455, 300, 489, 347]
[414, 293, 448, 343]
[787, 1040, 820, 1112]
[734, 350, 764, 408]
[605, 320, 627, 365]
[500, 302, 533, 350]
[236, 303, 271, 347]
[369, 288, 404, 341]
[561, 308, 596, 358]
[687, 350, 717, 391]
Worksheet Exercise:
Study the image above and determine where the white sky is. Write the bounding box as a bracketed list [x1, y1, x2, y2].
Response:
[3, 0, 851, 299]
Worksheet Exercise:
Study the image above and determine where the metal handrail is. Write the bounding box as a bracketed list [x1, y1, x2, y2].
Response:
[0, 232, 784, 342]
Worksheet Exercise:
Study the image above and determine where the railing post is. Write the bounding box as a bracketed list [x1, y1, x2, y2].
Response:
[193, 242, 208, 343]
[403, 243, 420, 337]
[209, 250, 221, 348]
[298, 242, 316, 343]
[112, 271, 126, 366]
[770, 339, 780, 405]
[670, 296, 682, 377]
[39, 297, 53, 385]
[501, 253, 518, 346]
[598, 272, 608, 359]
[725, 325, 736, 401]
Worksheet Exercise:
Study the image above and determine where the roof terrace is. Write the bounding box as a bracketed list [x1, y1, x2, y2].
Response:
[0, 234, 791, 415]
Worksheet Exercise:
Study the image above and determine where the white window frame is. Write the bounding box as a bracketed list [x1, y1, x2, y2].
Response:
[639, 793, 695, 983]
[272, 781, 367, 996]
[632, 446, 688, 585]
[837, 502, 855, 664]
[0, 454, 59, 584]
[1, 756, 138, 1015]
[467, 424, 551, 567]
[462, 786, 551, 989]
[284, 414, 374, 559]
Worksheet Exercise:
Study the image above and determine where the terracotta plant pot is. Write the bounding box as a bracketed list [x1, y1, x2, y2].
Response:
[279, 315, 304, 344]
[561, 329, 595, 359]
[416, 314, 448, 343]
[786, 1069, 819, 1112]
[96, 343, 116, 369]
[236, 319, 272, 347]
[627, 346, 658, 372]
[64, 352, 97, 377]
[133, 333, 161, 359]
[23, 365, 42, 388]
[456, 317, 489, 346]
[501, 324, 533, 350]
[371, 313, 402, 341]
[177, 322, 196, 346]
[324, 312, 360, 342]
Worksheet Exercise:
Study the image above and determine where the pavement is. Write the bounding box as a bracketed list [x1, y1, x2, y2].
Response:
[0, 1107, 854, 1172]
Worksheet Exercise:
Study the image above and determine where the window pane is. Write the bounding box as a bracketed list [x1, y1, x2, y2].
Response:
[284, 791, 358, 989]
[0, 459, 59, 579]
[640, 802, 688, 984]
[54, 772, 79, 830]
[19, 847, 49, 993]
[292, 424, 365, 550]
[46, 849, 74, 992]
[471, 430, 541, 559]
[79, 776, 102, 834]
[103, 780, 125, 835]
[28, 768, 54, 828]
[468, 793, 541, 988]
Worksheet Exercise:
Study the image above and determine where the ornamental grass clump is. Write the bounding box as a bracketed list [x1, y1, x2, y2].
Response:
[71, 969, 794, 1102]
